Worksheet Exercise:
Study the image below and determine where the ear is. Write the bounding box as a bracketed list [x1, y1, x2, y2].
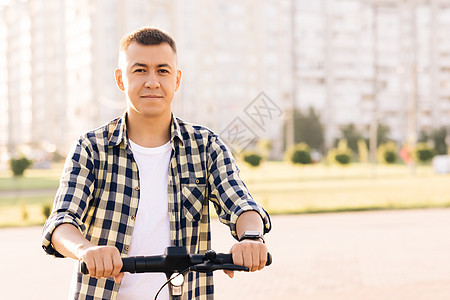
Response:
[175, 69, 182, 92]
[114, 68, 125, 91]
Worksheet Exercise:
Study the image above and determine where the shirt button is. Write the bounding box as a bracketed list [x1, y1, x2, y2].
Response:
[131, 215, 136, 221]
[195, 179, 199, 184]
[125, 246, 129, 251]
[134, 186, 140, 191]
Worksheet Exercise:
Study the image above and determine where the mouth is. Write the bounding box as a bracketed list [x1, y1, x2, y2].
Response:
[141, 95, 163, 99]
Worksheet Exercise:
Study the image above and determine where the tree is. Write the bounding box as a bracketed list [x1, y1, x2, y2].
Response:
[431, 127, 448, 155]
[418, 129, 429, 143]
[336, 124, 364, 154]
[376, 123, 392, 146]
[283, 107, 324, 152]
[414, 127, 448, 155]
[10, 156, 33, 177]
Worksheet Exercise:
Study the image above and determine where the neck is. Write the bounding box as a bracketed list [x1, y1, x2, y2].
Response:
[126, 111, 172, 148]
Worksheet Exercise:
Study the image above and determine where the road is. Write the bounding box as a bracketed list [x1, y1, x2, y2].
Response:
[1, 209, 450, 299]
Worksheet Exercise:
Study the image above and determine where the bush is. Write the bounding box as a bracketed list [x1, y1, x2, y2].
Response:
[415, 143, 435, 162]
[242, 152, 263, 168]
[328, 139, 353, 165]
[335, 153, 351, 164]
[10, 156, 33, 177]
[286, 143, 312, 165]
[377, 142, 398, 164]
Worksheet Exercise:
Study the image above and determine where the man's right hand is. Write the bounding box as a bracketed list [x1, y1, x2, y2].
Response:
[51, 224, 124, 283]
[78, 245, 124, 283]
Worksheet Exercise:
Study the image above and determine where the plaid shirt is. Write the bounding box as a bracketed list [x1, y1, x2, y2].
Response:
[42, 114, 271, 300]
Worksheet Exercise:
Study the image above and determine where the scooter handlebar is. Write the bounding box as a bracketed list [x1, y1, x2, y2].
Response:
[80, 251, 272, 275]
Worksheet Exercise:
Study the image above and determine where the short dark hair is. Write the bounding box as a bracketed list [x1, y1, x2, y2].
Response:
[119, 27, 177, 54]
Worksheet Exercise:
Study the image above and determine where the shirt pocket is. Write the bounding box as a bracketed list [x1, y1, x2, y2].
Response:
[181, 177, 207, 222]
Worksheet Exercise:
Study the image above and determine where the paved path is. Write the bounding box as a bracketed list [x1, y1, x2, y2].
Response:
[2, 209, 450, 299]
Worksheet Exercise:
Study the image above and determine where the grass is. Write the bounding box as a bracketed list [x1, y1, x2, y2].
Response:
[0, 164, 62, 191]
[238, 161, 450, 215]
[1, 161, 449, 227]
[0, 202, 52, 228]
[0, 164, 62, 227]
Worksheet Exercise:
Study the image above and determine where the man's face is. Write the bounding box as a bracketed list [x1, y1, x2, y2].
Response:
[115, 42, 181, 120]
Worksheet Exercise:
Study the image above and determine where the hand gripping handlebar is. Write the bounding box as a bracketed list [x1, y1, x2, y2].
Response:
[80, 246, 272, 275]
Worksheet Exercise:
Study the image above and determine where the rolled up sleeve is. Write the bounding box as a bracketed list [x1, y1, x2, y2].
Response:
[41, 138, 95, 257]
[207, 136, 271, 240]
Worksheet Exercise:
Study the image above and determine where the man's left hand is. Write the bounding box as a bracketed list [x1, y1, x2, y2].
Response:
[224, 239, 268, 278]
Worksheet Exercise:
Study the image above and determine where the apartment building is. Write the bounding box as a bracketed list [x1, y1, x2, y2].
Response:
[1, 0, 177, 156]
[175, 0, 290, 155]
[294, 0, 450, 146]
[0, 0, 449, 160]
[63, 0, 177, 150]
[0, 6, 7, 161]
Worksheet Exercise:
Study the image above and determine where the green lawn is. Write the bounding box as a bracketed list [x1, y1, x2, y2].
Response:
[0, 164, 62, 191]
[238, 161, 450, 214]
[1, 161, 449, 227]
[0, 164, 62, 227]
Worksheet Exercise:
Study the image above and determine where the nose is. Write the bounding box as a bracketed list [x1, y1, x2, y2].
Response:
[144, 72, 160, 89]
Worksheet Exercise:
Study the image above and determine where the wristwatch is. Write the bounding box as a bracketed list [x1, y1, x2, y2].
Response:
[239, 231, 265, 243]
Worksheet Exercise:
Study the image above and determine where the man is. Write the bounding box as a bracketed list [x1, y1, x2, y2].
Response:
[42, 27, 271, 300]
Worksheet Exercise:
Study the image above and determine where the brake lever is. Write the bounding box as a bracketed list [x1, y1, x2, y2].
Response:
[220, 263, 249, 272]
[190, 263, 249, 273]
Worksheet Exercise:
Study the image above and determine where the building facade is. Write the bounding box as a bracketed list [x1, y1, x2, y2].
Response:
[0, 0, 449, 162]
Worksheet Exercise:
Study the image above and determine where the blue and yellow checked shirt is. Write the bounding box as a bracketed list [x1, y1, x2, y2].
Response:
[42, 114, 271, 300]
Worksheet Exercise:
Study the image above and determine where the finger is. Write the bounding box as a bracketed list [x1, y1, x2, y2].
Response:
[259, 248, 267, 271]
[232, 248, 244, 267]
[103, 255, 113, 278]
[251, 246, 259, 272]
[242, 247, 253, 272]
[95, 255, 105, 278]
[223, 270, 234, 278]
[111, 253, 123, 279]
[114, 272, 124, 283]
[84, 258, 96, 278]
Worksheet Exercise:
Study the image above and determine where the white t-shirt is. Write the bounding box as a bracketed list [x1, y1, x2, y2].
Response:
[117, 140, 172, 300]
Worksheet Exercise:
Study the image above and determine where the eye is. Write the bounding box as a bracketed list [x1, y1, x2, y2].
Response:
[134, 68, 145, 73]
[158, 69, 169, 74]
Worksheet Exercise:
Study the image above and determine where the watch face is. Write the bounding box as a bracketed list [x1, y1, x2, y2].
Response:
[240, 231, 264, 242]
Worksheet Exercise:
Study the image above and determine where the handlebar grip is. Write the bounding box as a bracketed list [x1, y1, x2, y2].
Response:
[80, 257, 137, 275]
[121, 257, 137, 273]
[80, 261, 88, 275]
[215, 252, 272, 266]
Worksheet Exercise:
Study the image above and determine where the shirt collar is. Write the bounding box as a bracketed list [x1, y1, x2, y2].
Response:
[107, 111, 184, 148]
[170, 114, 184, 147]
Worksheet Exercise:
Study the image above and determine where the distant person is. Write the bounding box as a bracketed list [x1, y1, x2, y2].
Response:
[42, 27, 271, 299]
